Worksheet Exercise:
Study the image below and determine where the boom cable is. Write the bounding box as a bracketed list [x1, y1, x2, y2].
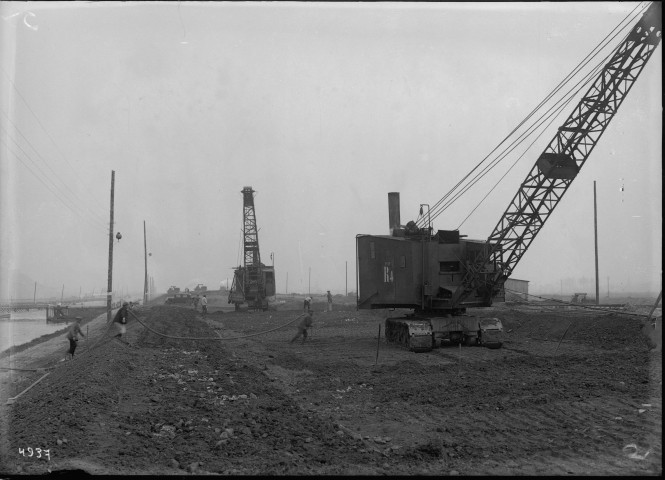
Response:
[417, 2, 648, 229]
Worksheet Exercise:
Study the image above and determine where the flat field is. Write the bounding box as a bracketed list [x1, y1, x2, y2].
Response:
[1, 292, 661, 475]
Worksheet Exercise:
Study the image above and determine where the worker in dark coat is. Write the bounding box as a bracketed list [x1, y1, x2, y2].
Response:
[65, 317, 85, 360]
[113, 302, 130, 340]
[290, 311, 314, 344]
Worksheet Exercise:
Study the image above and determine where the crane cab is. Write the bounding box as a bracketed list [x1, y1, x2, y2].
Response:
[356, 193, 504, 314]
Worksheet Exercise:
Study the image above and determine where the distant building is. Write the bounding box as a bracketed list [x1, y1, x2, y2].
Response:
[504, 278, 529, 302]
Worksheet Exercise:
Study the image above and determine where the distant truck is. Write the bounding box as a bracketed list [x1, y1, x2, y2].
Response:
[167, 286, 181, 294]
[194, 284, 207, 293]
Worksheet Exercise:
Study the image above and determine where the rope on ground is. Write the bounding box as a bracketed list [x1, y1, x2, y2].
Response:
[129, 310, 304, 340]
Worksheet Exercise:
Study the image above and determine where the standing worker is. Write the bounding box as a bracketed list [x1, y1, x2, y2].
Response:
[65, 317, 85, 360]
[113, 301, 130, 342]
[201, 294, 208, 315]
[326, 290, 333, 312]
[303, 296, 312, 312]
[290, 311, 314, 344]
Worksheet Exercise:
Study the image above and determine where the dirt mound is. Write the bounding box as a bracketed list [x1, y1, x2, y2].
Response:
[3, 304, 661, 475]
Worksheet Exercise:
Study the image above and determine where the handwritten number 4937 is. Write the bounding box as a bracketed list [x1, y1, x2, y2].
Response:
[18, 447, 50, 461]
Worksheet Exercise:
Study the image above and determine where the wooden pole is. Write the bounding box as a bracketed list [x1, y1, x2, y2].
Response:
[646, 291, 663, 323]
[107, 170, 115, 323]
[594, 181, 599, 305]
[375, 324, 381, 365]
[458, 342, 462, 376]
[143, 220, 148, 306]
[60, 284, 64, 303]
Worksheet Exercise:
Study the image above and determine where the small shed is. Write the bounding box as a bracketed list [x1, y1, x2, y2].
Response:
[504, 278, 529, 302]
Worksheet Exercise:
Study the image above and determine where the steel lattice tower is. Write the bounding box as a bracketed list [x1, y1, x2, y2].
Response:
[241, 186, 264, 306]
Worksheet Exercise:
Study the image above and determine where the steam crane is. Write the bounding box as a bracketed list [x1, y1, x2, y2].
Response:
[228, 186, 276, 311]
[356, 3, 661, 352]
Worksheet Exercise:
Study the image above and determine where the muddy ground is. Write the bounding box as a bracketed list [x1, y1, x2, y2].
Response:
[0, 292, 661, 475]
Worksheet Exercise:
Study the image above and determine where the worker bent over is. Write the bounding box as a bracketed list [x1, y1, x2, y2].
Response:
[303, 296, 312, 312]
[113, 302, 130, 341]
[290, 311, 314, 344]
[65, 317, 85, 360]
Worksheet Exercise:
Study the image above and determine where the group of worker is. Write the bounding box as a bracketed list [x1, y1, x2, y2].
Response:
[293, 290, 334, 344]
[303, 290, 333, 312]
[64, 301, 132, 360]
[192, 294, 208, 314]
[64, 291, 332, 359]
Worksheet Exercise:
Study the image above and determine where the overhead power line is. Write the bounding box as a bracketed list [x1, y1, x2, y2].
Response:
[0, 68, 107, 213]
[0, 114, 109, 231]
[0, 134, 109, 236]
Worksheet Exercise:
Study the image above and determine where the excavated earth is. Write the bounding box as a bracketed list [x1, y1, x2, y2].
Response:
[0, 294, 661, 475]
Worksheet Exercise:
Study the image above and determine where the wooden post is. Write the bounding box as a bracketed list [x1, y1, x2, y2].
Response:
[143, 220, 148, 306]
[594, 181, 599, 305]
[375, 324, 381, 365]
[458, 343, 462, 376]
[107, 170, 115, 323]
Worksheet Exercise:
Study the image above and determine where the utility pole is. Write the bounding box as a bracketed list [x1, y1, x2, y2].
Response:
[308, 267, 311, 296]
[593, 181, 599, 305]
[286, 272, 288, 295]
[107, 170, 115, 323]
[143, 220, 148, 306]
[345, 261, 348, 296]
[60, 284, 64, 303]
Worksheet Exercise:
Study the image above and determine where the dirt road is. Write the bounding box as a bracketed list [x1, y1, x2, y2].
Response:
[1, 297, 661, 475]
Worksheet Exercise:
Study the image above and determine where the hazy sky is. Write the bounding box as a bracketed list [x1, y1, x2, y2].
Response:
[0, 1, 661, 301]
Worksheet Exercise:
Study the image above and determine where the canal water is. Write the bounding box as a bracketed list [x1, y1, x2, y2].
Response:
[0, 300, 108, 352]
[0, 311, 66, 352]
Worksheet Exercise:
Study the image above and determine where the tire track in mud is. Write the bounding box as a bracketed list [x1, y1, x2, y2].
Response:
[194, 308, 661, 475]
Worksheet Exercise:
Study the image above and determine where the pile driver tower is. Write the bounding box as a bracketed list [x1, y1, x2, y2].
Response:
[228, 186, 275, 311]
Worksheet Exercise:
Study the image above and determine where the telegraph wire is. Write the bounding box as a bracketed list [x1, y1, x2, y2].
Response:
[0, 112, 109, 231]
[0, 68, 107, 213]
[0, 135, 109, 237]
[0, 134, 109, 234]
